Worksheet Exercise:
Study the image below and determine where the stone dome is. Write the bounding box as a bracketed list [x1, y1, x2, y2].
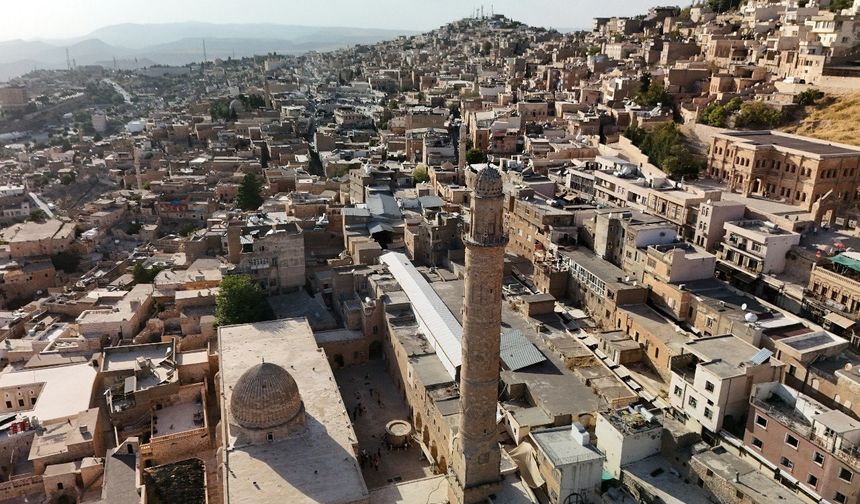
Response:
[230, 362, 304, 431]
[474, 166, 503, 198]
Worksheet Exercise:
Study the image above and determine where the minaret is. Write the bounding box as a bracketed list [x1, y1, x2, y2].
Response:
[458, 122, 468, 171]
[449, 166, 506, 503]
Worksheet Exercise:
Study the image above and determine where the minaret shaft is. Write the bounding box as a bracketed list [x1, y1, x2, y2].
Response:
[450, 166, 506, 504]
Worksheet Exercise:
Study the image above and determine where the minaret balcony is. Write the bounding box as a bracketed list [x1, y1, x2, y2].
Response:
[464, 233, 509, 247]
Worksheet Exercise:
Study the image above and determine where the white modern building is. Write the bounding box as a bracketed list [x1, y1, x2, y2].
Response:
[669, 334, 784, 433]
[595, 405, 662, 479]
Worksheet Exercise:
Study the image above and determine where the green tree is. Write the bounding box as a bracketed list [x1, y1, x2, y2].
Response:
[465, 148, 488, 165]
[734, 101, 783, 129]
[51, 251, 81, 274]
[624, 122, 703, 181]
[413, 166, 430, 184]
[830, 0, 852, 11]
[260, 144, 271, 169]
[28, 209, 48, 223]
[793, 89, 824, 106]
[635, 83, 671, 108]
[708, 0, 742, 13]
[132, 262, 164, 284]
[638, 72, 652, 95]
[178, 223, 199, 237]
[699, 97, 743, 127]
[215, 275, 274, 326]
[236, 173, 264, 211]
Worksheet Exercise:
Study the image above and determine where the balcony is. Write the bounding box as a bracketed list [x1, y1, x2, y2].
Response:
[751, 395, 813, 438]
[671, 360, 697, 385]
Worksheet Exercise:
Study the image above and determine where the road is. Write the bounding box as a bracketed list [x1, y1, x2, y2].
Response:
[102, 78, 133, 104]
[28, 192, 55, 219]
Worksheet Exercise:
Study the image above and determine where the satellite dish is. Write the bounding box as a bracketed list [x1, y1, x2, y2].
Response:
[741, 303, 748, 311]
[745, 312, 758, 323]
[165, 347, 172, 356]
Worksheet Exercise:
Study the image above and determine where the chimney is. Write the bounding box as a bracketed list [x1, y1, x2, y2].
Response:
[227, 223, 242, 264]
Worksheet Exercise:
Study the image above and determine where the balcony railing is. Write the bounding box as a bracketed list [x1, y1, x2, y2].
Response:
[751, 397, 813, 438]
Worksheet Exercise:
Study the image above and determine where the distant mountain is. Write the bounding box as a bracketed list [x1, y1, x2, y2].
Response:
[77, 22, 412, 49]
[0, 22, 416, 81]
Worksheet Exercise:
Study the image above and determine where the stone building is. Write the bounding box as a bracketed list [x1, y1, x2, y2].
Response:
[707, 131, 860, 223]
[805, 252, 860, 341]
[217, 318, 368, 504]
[226, 212, 306, 294]
[0, 220, 75, 260]
[505, 196, 579, 265]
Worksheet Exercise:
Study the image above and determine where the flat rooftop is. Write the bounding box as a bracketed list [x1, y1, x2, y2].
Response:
[693, 447, 807, 504]
[622, 455, 712, 504]
[685, 335, 771, 378]
[530, 426, 603, 467]
[720, 130, 860, 157]
[0, 363, 96, 422]
[102, 342, 173, 373]
[218, 318, 368, 504]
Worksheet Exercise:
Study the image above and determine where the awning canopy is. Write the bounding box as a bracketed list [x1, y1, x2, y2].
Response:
[825, 311, 857, 329]
[831, 252, 860, 275]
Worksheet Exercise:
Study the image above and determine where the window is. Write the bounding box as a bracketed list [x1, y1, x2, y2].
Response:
[780, 457, 794, 469]
[688, 396, 698, 408]
[785, 434, 799, 449]
[813, 451, 825, 465]
[751, 437, 763, 450]
[755, 415, 768, 429]
[4, 401, 10, 409]
[839, 468, 853, 482]
[705, 381, 715, 393]
[704, 408, 713, 419]
[788, 365, 796, 376]
[266, 432, 274, 443]
[674, 386, 683, 397]
[834, 492, 846, 504]
[807, 474, 818, 487]
[17, 399, 23, 408]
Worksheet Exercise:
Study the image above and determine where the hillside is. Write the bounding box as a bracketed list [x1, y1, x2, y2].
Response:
[0, 22, 416, 81]
[781, 94, 860, 146]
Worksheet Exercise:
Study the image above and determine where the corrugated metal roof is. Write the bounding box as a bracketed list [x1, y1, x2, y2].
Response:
[380, 252, 462, 378]
[368, 222, 394, 235]
[500, 330, 546, 371]
[367, 193, 401, 219]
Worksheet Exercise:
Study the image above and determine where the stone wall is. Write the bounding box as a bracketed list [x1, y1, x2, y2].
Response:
[0, 475, 42, 501]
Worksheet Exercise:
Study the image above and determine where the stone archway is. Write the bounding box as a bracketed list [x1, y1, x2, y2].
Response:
[423, 426, 430, 446]
[369, 341, 383, 360]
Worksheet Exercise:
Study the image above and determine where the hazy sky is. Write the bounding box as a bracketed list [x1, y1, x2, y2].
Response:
[5, 0, 684, 40]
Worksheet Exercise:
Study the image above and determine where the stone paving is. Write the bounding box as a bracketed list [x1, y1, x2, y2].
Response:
[334, 360, 434, 489]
